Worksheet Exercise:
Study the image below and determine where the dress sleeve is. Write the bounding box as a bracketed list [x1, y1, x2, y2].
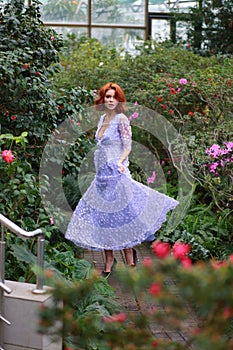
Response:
[118, 114, 132, 151]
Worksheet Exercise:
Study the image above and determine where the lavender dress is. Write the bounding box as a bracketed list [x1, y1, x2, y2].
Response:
[65, 113, 179, 251]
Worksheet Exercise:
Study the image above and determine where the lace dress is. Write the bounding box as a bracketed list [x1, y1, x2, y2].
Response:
[65, 113, 179, 251]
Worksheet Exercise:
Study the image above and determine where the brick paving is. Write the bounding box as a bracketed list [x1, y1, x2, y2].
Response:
[83, 242, 198, 348]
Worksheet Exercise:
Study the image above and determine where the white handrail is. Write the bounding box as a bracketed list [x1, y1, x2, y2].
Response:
[0, 213, 46, 294]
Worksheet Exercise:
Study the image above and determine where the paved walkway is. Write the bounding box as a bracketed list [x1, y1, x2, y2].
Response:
[84, 242, 198, 348]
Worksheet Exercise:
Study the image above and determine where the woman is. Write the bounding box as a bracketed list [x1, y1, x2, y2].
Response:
[65, 82, 178, 277]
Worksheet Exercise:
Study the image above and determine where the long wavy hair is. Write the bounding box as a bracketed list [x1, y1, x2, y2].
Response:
[94, 82, 126, 113]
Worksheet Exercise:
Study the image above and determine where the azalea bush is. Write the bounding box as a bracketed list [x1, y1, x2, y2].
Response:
[38, 241, 233, 349]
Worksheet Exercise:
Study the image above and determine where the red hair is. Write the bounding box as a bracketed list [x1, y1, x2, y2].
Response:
[94, 82, 126, 113]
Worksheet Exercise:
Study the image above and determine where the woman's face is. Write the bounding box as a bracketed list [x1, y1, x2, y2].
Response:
[104, 89, 119, 111]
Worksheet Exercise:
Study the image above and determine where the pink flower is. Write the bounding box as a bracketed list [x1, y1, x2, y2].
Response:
[49, 218, 54, 225]
[179, 78, 187, 85]
[152, 241, 170, 259]
[206, 144, 222, 157]
[225, 141, 233, 151]
[209, 162, 218, 173]
[147, 170, 156, 184]
[149, 282, 161, 296]
[129, 111, 139, 121]
[167, 170, 171, 175]
[2, 150, 14, 163]
[51, 36, 55, 41]
[172, 242, 191, 260]
[134, 101, 138, 106]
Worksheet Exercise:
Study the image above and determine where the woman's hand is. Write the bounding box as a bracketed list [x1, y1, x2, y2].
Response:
[117, 161, 126, 173]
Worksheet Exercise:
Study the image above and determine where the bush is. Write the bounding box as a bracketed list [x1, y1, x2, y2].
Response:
[38, 242, 233, 350]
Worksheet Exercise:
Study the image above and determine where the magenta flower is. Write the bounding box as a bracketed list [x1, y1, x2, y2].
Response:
[209, 162, 219, 173]
[129, 111, 139, 121]
[206, 144, 222, 157]
[225, 141, 233, 151]
[179, 78, 187, 85]
[2, 150, 14, 163]
[147, 170, 156, 184]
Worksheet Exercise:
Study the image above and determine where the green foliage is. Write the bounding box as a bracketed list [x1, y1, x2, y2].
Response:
[185, 0, 233, 55]
[38, 262, 119, 350]
[0, 0, 63, 138]
[38, 251, 233, 349]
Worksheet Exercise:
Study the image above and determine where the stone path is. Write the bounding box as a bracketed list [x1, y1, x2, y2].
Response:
[84, 242, 198, 348]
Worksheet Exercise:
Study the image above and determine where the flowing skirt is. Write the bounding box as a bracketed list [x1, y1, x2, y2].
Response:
[65, 161, 179, 251]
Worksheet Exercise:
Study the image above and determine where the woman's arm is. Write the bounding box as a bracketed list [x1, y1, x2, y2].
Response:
[118, 115, 132, 172]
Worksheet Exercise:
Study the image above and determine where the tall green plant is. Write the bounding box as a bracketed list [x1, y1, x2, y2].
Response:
[185, 0, 233, 55]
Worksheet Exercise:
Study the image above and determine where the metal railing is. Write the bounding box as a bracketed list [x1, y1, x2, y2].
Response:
[0, 213, 46, 350]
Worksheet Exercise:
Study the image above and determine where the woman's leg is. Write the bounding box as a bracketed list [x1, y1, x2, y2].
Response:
[103, 249, 114, 272]
[123, 248, 134, 266]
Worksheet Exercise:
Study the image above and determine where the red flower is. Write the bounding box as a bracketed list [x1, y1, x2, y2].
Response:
[169, 109, 174, 115]
[103, 312, 127, 323]
[223, 307, 232, 319]
[36, 71, 41, 76]
[149, 282, 161, 296]
[170, 88, 176, 95]
[212, 260, 227, 269]
[142, 256, 153, 268]
[188, 111, 194, 116]
[152, 241, 170, 259]
[152, 340, 161, 348]
[172, 242, 191, 260]
[181, 256, 192, 269]
[157, 96, 163, 103]
[2, 150, 14, 163]
[23, 63, 30, 69]
[161, 104, 167, 109]
[186, 43, 191, 49]
[11, 115, 17, 120]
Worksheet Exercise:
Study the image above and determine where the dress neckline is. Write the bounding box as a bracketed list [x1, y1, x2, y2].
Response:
[97, 113, 118, 140]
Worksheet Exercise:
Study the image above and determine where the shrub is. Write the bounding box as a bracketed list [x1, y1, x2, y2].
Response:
[38, 242, 233, 349]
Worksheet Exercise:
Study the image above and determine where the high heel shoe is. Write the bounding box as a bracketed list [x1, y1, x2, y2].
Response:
[131, 248, 139, 267]
[101, 258, 117, 278]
